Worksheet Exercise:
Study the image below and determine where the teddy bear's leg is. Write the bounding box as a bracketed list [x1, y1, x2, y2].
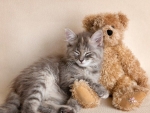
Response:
[71, 80, 101, 108]
[112, 76, 149, 111]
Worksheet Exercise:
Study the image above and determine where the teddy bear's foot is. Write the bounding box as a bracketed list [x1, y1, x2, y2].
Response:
[120, 91, 146, 110]
[113, 90, 148, 111]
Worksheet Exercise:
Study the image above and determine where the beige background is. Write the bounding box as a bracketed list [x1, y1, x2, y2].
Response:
[0, 0, 150, 112]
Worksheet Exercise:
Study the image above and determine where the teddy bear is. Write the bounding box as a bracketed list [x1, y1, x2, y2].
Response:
[71, 12, 149, 111]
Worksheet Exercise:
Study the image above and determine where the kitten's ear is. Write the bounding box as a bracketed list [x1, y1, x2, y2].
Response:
[91, 30, 103, 47]
[65, 28, 77, 44]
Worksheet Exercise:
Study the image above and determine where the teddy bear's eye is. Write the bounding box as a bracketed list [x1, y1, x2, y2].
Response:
[111, 26, 115, 28]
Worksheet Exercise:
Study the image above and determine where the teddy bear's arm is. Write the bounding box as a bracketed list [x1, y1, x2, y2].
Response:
[72, 76, 108, 94]
[117, 45, 148, 87]
[61, 74, 108, 99]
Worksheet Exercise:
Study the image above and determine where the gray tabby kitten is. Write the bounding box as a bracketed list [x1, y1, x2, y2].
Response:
[0, 29, 109, 113]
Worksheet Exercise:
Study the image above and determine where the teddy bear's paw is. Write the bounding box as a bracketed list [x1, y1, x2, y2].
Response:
[58, 107, 76, 113]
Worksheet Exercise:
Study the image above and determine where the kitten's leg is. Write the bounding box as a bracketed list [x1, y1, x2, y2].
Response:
[67, 98, 81, 113]
[21, 98, 41, 113]
[38, 102, 56, 113]
[89, 83, 109, 99]
[21, 85, 44, 113]
[39, 101, 76, 113]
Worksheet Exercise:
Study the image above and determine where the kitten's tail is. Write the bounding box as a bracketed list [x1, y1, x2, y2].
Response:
[0, 92, 20, 113]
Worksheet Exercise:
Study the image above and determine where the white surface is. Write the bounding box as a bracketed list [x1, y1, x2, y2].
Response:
[0, 0, 150, 112]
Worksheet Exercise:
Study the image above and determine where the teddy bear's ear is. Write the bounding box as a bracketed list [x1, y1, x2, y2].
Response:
[82, 15, 96, 32]
[82, 15, 103, 32]
[118, 12, 129, 29]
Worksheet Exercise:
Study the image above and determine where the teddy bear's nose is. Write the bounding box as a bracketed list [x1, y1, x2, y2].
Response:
[107, 30, 113, 36]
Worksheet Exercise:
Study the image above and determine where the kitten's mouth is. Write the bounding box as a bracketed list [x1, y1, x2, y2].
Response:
[76, 60, 91, 67]
[78, 63, 87, 67]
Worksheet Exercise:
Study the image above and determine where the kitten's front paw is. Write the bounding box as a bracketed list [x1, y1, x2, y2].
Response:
[59, 107, 76, 113]
[94, 84, 109, 99]
[98, 90, 109, 99]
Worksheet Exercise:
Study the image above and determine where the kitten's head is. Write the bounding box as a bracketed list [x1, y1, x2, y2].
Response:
[65, 28, 103, 67]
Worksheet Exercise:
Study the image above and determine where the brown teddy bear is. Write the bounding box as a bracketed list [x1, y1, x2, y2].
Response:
[79, 12, 149, 111]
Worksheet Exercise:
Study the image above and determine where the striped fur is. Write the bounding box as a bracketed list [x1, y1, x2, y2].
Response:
[0, 29, 108, 113]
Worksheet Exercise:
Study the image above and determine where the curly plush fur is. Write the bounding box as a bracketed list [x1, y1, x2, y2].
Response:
[83, 12, 149, 111]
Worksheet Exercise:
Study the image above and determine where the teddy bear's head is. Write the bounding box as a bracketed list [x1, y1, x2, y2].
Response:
[83, 12, 128, 47]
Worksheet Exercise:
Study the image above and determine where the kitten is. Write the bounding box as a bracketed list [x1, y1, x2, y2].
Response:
[0, 29, 108, 113]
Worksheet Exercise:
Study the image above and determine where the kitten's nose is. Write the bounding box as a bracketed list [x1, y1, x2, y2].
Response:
[79, 59, 84, 63]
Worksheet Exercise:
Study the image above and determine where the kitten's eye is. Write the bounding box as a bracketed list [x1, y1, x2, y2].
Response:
[74, 51, 80, 56]
[85, 52, 92, 57]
